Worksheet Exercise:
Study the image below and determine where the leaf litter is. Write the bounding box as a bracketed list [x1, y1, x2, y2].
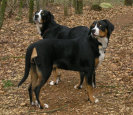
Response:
[0, 5, 133, 115]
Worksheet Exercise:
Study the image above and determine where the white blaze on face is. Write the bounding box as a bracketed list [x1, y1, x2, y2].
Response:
[33, 10, 43, 23]
[33, 10, 43, 35]
[38, 10, 43, 23]
[92, 24, 99, 36]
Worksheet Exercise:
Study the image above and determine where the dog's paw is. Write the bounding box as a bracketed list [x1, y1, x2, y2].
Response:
[44, 103, 49, 108]
[74, 84, 82, 89]
[88, 96, 99, 103]
[50, 81, 55, 85]
[55, 77, 61, 84]
[93, 96, 99, 103]
[92, 82, 96, 88]
[31, 100, 39, 106]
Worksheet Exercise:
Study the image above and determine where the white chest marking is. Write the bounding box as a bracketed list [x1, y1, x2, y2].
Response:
[97, 37, 108, 65]
[98, 47, 105, 65]
[36, 23, 42, 35]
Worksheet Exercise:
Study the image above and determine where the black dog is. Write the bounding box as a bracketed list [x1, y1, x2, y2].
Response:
[33, 10, 89, 39]
[18, 20, 114, 109]
[18, 34, 100, 109]
[75, 19, 114, 88]
[33, 10, 114, 88]
[33, 10, 91, 86]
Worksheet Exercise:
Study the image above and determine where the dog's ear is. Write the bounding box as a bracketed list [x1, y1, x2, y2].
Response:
[46, 11, 54, 22]
[102, 19, 114, 38]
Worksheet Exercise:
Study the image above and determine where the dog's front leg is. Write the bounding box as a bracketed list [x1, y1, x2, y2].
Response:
[85, 72, 99, 103]
[74, 72, 84, 89]
[50, 65, 61, 86]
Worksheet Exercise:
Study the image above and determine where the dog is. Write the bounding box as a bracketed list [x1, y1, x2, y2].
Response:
[18, 20, 114, 109]
[33, 11, 114, 88]
[33, 10, 91, 86]
[75, 19, 114, 88]
[33, 10, 89, 39]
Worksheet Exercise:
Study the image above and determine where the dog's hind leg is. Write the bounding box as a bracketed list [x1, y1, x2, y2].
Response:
[92, 72, 96, 88]
[29, 64, 38, 106]
[34, 66, 52, 109]
[85, 70, 99, 103]
[50, 65, 61, 86]
[74, 72, 84, 89]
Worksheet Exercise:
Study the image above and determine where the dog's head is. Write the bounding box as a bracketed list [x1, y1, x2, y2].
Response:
[89, 19, 114, 39]
[33, 10, 54, 24]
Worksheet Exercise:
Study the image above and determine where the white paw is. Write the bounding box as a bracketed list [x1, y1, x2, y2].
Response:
[55, 77, 60, 84]
[74, 85, 77, 89]
[35, 100, 39, 106]
[95, 98, 99, 103]
[31, 101, 35, 106]
[74, 84, 82, 89]
[44, 103, 49, 108]
[50, 81, 55, 85]
[92, 82, 95, 88]
[93, 96, 99, 103]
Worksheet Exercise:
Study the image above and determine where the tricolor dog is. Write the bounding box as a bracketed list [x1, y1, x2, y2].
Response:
[18, 20, 114, 109]
[76, 19, 114, 88]
[33, 10, 92, 86]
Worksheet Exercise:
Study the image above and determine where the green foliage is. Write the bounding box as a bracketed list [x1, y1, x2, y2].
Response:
[100, 2, 113, 9]
[2, 80, 14, 88]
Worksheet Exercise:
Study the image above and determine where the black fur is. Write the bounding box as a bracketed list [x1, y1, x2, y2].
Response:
[33, 10, 90, 39]
[18, 34, 101, 108]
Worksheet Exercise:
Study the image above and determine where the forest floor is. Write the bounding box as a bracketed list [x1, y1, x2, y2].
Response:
[0, 5, 133, 115]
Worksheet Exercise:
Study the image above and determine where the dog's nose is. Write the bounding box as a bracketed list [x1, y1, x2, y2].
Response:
[35, 14, 39, 20]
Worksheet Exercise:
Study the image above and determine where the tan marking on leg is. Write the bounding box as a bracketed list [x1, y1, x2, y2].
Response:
[85, 77, 95, 103]
[30, 65, 38, 103]
[35, 65, 44, 108]
[36, 65, 42, 86]
[31, 48, 37, 61]
[95, 58, 99, 68]
[50, 64, 60, 85]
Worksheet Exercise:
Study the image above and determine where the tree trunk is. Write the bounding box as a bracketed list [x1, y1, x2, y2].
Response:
[124, 0, 132, 6]
[29, 0, 34, 23]
[74, 0, 83, 14]
[18, 0, 23, 20]
[42, 0, 48, 9]
[36, 0, 40, 11]
[0, 0, 7, 29]
[64, 0, 68, 16]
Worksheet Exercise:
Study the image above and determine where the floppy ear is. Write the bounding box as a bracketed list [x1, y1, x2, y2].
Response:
[46, 11, 54, 22]
[102, 19, 114, 38]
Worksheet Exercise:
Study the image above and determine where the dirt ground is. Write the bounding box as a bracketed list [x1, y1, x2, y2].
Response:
[0, 5, 133, 115]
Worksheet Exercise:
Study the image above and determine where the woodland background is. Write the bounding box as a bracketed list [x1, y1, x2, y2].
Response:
[0, 0, 133, 114]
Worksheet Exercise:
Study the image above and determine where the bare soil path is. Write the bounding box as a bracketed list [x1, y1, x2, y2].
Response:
[0, 6, 133, 115]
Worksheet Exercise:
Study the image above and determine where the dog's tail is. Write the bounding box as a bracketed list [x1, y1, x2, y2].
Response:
[18, 44, 34, 87]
